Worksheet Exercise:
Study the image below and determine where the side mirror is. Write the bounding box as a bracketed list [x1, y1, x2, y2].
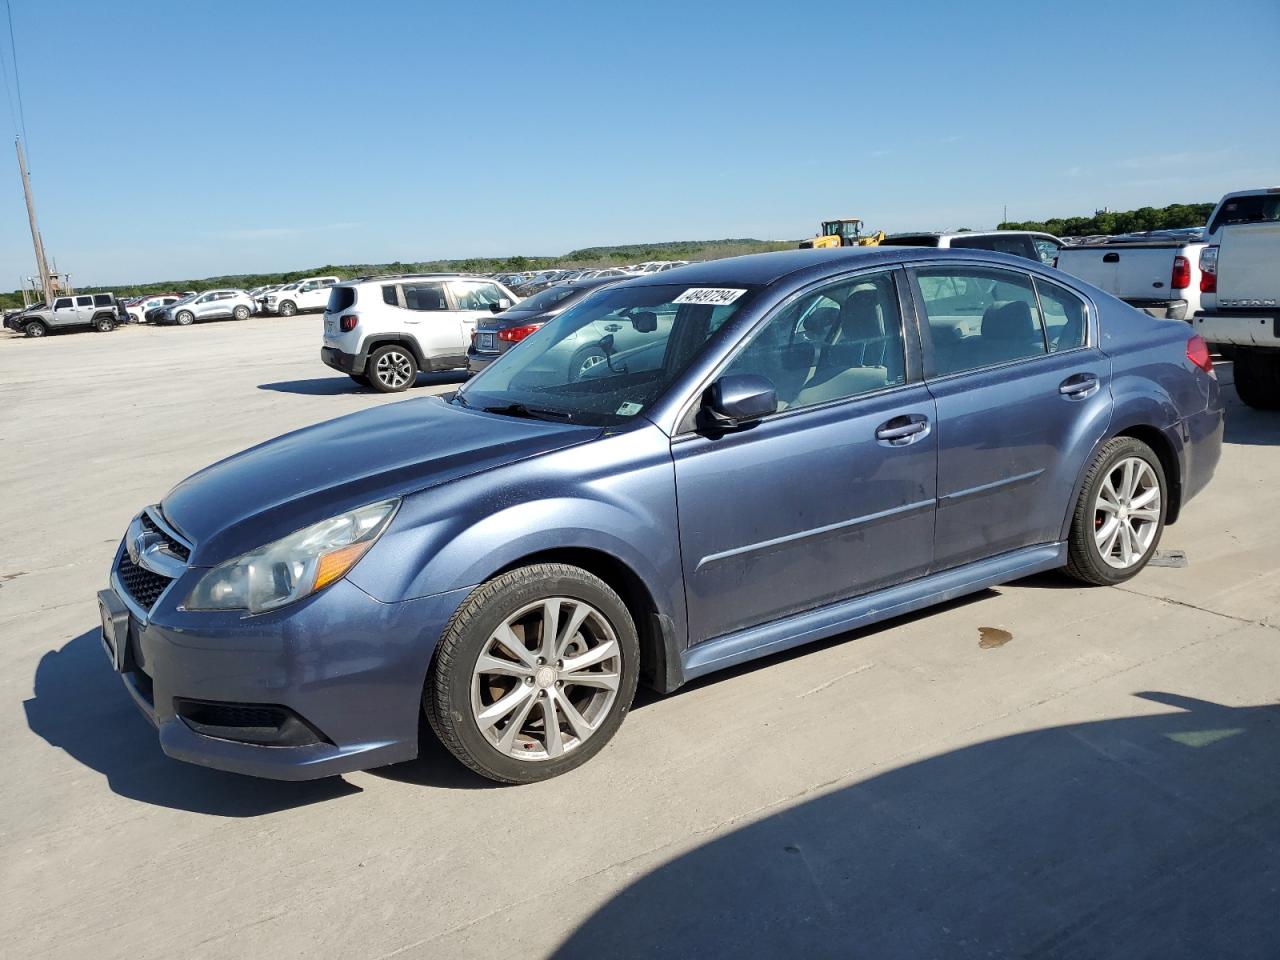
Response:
[701, 374, 777, 430]
[489, 300, 508, 313]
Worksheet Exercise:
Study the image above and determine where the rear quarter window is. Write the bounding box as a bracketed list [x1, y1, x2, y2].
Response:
[1208, 194, 1280, 234]
[94, 294, 113, 307]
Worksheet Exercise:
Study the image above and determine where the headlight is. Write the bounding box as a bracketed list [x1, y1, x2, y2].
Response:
[184, 499, 399, 614]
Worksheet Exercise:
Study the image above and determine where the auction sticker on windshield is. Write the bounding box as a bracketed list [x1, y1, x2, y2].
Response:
[673, 288, 747, 306]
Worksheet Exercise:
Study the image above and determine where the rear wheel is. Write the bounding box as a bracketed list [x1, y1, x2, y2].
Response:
[233, 305, 250, 321]
[23, 320, 47, 338]
[94, 315, 115, 332]
[426, 563, 639, 783]
[1233, 352, 1280, 410]
[368, 345, 418, 392]
[278, 300, 297, 317]
[1064, 437, 1166, 585]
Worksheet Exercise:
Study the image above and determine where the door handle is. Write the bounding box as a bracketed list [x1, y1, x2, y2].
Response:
[603, 323, 622, 332]
[875, 414, 930, 446]
[1059, 373, 1099, 399]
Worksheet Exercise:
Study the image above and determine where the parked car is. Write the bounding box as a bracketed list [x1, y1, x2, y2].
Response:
[157, 289, 256, 326]
[880, 231, 1063, 266]
[320, 274, 521, 391]
[1054, 237, 1205, 320]
[467, 276, 621, 374]
[99, 247, 1222, 784]
[262, 277, 341, 316]
[4, 292, 124, 337]
[1193, 186, 1280, 409]
[127, 294, 186, 324]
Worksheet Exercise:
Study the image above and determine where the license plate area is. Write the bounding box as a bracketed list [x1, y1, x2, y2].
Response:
[98, 589, 134, 673]
[477, 333, 496, 352]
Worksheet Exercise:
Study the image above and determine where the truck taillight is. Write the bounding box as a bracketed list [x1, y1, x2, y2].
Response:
[1186, 334, 1214, 374]
[1199, 245, 1218, 293]
[339, 314, 358, 332]
[498, 323, 545, 343]
[1171, 255, 1191, 291]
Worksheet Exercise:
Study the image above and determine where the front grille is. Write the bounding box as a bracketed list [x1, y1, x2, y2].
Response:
[116, 552, 173, 609]
[140, 512, 191, 562]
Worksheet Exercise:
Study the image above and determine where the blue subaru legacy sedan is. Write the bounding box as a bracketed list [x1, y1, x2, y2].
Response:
[98, 248, 1223, 783]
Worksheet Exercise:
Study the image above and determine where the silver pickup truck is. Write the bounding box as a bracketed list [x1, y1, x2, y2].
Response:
[1193, 187, 1280, 410]
[1055, 236, 1205, 321]
[4, 292, 125, 338]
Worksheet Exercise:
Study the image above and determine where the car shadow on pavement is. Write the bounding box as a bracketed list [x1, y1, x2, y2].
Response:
[23, 629, 361, 816]
[1219, 362, 1280, 447]
[259, 371, 469, 396]
[554, 692, 1280, 960]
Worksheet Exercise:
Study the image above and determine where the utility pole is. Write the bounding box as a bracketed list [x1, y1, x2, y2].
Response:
[15, 137, 53, 304]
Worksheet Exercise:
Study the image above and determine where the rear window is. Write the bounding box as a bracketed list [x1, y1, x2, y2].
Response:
[1208, 194, 1280, 234]
[327, 286, 356, 312]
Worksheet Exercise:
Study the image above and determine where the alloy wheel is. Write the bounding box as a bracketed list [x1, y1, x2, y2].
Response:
[578, 353, 606, 376]
[470, 597, 622, 762]
[1093, 456, 1161, 569]
[375, 350, 414, 389]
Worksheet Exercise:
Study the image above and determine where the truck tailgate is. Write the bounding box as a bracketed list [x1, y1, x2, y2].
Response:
[1217, 222, 1280, 303]
[1056, 243, 1199, 302]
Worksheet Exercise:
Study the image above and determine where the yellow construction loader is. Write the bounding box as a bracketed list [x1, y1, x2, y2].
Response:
[798, 218, 885, 249]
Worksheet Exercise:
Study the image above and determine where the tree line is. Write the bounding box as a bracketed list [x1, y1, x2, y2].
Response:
[999, 202, 1214, 237]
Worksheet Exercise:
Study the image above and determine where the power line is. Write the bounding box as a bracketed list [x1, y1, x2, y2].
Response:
[3, 0, 26, 147]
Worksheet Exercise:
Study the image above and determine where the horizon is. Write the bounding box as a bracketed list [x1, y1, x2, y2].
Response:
[2, 0, 1278, 287]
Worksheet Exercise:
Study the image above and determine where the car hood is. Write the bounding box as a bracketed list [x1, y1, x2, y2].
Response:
[160, 396, 600, 566]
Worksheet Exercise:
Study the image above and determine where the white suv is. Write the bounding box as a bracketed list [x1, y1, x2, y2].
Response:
[320, 275, 520, 392]
[263, 276, 341, 316]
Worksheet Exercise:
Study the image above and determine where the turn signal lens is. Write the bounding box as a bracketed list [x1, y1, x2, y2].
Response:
[1186, 335, 1214, 374]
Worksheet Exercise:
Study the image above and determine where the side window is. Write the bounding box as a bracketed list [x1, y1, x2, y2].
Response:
[54, 297, 72, 309]
[720, 271, 906, 412]
[76, 296, 93, 307]
[915, 266, 1048, 376]
[403, 282, 447, 311]
[453, 282, 506, 310]
[382, 285, 399, 307]
[1034, 279, 1087, 352]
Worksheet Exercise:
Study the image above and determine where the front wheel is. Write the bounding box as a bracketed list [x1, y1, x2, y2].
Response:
[426, 563, 640, 783]
[233, 305, 250, 321]
[278, 300, 297, 317]
[175, 310, 194, 326]
[1064, 437, 1166, 585]
[1233, 352, 1280, 410]
[24, 320, 47, 338]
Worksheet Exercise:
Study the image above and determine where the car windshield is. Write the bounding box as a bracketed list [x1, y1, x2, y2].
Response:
[509, 285, 587, 313]
[457, 283, 757, 427]
[171, 294, 197, 306]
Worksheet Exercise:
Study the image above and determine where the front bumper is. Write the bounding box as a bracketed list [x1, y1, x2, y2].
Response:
[102, 553, 472, 780]
[322, 345, 364, 375]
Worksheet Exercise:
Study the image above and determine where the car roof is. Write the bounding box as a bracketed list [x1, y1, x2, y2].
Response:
[620, 246, 1050, 289]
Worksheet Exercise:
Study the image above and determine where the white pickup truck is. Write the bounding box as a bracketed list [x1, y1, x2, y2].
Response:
[1192, 188, 1280, 409]
[1054, 236, 1205, 321]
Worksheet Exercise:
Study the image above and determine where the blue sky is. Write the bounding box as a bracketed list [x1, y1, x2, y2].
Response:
[1, 0, 1277, 286]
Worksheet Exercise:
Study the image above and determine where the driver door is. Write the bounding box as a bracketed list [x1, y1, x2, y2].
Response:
[672, 269, 937, 645]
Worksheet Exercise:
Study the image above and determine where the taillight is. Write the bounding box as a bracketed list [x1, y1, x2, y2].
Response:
[1187, 334, 1214, 374]
[339, 314, 358, 332]
[1171, 255, 1191, 291]
[1199, 246, 1218, 293]
[498, 323, 545, 343]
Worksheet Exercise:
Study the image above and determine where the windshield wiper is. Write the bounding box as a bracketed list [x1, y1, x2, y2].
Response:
[482, 402, 573, 422]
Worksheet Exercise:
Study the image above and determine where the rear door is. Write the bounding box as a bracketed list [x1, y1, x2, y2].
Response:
[399, 281, 454, 362]
[909, 262, 1111, 570]
[673, 268, 937, 644]
[74, 295, 94, 325]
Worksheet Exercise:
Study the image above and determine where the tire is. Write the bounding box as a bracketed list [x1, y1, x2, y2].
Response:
[1233, 352, 1280, 410]
[23, 320, 47, 338]
[426, 563, 640, 784]
[348, 373, 371, 387]
[233, 305, 250, 321]
[278, 300, 297, 317]
[1064, 436, 1166, 586]
[367, 344, 418, 392]
[570, 346, 608, 380]
[94, 315, 115, 333]
[175, 310, 194, 326]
